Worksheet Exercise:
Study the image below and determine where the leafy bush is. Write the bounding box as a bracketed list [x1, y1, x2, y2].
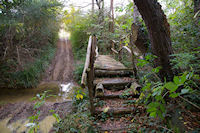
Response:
[74, 63, 85, 84]
[0, 45, 56, 88]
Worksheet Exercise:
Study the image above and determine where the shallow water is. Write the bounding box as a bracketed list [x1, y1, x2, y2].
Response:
[0, 82, 74, 104]
[0, 116, 56, 133]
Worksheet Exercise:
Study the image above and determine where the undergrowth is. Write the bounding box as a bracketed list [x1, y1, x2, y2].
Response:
[0, 44, 56, 88]
[54, 86, 96, 133]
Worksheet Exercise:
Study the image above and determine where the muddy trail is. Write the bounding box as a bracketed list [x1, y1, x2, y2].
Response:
[0, 37, 76, 133]
[43, 38, 74, 83]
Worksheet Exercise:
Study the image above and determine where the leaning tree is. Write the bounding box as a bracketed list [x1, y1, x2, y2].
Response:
[133, 0, 174, 81]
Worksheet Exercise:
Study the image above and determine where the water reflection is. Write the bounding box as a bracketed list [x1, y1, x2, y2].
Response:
[59, 83, 74, 100]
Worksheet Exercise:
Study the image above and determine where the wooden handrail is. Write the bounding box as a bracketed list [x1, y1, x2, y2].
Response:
[111, 46, 131, 55]
[81, 36, 93, 87]
[81, 36, 99, 87]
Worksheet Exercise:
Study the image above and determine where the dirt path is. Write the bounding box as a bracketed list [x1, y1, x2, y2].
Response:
[43, 38, 74, 83]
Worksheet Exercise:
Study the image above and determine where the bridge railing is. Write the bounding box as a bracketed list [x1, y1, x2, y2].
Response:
[111, 41, 140, 79]
[81, 35, 97, 115]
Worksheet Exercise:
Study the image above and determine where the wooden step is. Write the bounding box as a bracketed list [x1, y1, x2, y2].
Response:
[94, 77, 135, 90]
[96, 93, 139, 99]
[96, 87, 140, 99]
[95, 107, 135, 115]
[97, 127, 133, 132]
[94, 69, 134, 78]
[95, 116, 134, 132]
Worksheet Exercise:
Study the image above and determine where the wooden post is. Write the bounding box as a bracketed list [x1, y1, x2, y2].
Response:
[118, 40, 122, 62]
[86, 36, 97, 115]
[130, 24, 139, 80]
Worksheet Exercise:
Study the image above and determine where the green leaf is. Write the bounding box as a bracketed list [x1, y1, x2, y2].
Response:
[157, 110, 163, 119]
[150, 112, 157, 117]
[155, 95, 163, 101]
[148, 102, 160, 108]
[159, 104, 165, 113]
[152, 66, 162, 73]
[147, 107, 157, 112]
[169, 93, 180, 98]
[53, 113, 61, 122]
[142, 83, 151, 91]
[49, 110, 55, 113]
[173, 76, 180, 85]
[164, 82, 178, 93]
[180, 73, 187, 84]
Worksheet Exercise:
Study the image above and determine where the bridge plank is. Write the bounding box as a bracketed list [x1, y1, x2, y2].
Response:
[94, 55, 126, 70]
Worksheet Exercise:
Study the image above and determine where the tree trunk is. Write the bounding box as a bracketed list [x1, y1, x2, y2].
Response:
[133, 0, 174, 81]
[131, 1, 148, 55]
[92, 0, 94, 14]
[109, 0, 115, 53]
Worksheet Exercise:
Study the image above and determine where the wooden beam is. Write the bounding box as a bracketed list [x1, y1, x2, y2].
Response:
[86, 36, 97, 115]
[111, 48, 119, 54]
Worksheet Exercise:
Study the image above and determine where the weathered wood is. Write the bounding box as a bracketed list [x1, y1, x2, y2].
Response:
[95, 83, 104, 97]
[95, 69, 133, 78]
[95, 107, 135, 115]
[94, 77, 134, 90]
[111, 48, 118, 54]
[96, 93, 139, 99]
[86, 36, 97, 115]
[122, 46, 131, 54]
[81, 36, 92, 87]
[130, 32, 139, 80]
[95, 68, 133, 71]
[94, 55, 126, 70]
[98, 127, 134, 132]
[95, 46, 99, 58]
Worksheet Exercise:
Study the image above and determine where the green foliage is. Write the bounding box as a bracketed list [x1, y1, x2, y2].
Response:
[0, 0, 62, 88]
[26, 90, 58, 133]
[74, 63, 85, 84]
[71, 86, 87, 106]
[0, 45, 56, 88]
[170, 50, 200, 72]
[163, 0, 200, 73]
[139, 66, 199, 119]
[54, 87, 96, 133]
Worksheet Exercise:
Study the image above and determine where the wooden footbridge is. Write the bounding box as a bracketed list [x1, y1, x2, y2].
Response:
[81, 36, 142, 132]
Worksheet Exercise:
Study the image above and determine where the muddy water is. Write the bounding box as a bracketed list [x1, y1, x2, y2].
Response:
[0, 116, 56, 133]
[0, 82, 74, 103]
[0, 82, 74, 133]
